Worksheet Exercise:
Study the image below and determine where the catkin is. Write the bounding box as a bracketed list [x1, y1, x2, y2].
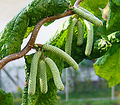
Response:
[77, 20, 84, 46]
[39, 60, 48, 94]
[43, 44, 79, 70]
[84, 20, 94, 56]
[45, 57, 64, 91]
[28, 51, 41, 95]
[65, 18, 78, 55]
[73, 7, 103, 26]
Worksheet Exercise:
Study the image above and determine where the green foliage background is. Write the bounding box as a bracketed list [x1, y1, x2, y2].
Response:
[0, 89, 13, 105]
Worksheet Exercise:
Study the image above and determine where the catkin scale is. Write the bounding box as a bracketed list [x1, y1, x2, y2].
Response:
[65, 18, 78, 55]
[84, 20, 94, 56]
[28, 51, 41, 95]
[45, 57, 64, 91]
[73, 7, 103, 26]
[77, 20, 84, 46]
[43, 44, 79, 70]
[39, 60, 48, 94]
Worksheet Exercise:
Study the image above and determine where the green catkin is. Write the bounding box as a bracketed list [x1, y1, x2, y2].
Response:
[65, 18, 78, 55]
[84, 20, 94, 56]
[43, 44, 79, 70]
[73, 7, 103, 26]
[45, 57, 64, 91]
[77, 20, 84, 46]
[39, 60, 48, 94]
[78, 6, 94, 16]
[28, 51, 41, 95]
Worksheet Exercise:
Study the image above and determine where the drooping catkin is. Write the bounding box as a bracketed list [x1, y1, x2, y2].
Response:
[77, 20, 84, 46]
[39, 60, 48, 94]
[73, 7, 103, 26]
[65, 18, 78, 55]
[45, 57, 64, 91]
[43, 44, 79, 70]
[84, 20, 94, 56]
[28, 51, 41, 95]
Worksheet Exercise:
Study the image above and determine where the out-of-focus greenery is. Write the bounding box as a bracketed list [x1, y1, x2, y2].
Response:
[58, 79, 120, 99]
[58, 80, 111, 99]
[0, 89, 13, 105]
[14, 98, 22, 105]
[58, 99, 117, 105]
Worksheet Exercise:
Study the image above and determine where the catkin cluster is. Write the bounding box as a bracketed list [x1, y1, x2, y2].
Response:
[65, 6, 103, 56]
[28, 44, 79, 95]
[27, 5, 103, 96]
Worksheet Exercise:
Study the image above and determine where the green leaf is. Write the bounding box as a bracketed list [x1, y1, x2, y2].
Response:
[69, 0, 76, 6]
[94, 44, 120, 87]
[80, 0, 108, 19]
[44, 20, 55, 26]
[24, 26, 35, 38]
[107, 0, 120, 34]
[46, 16, 73, 48]
[0, 0, 69, 59]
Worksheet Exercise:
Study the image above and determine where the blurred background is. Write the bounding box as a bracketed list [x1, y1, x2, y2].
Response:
[0, 0, 120, 105]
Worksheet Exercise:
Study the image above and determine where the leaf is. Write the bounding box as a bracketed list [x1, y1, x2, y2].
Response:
[0, 10, 28, 59]
[0, 0, 69, 59]
[46, 16, 107, 63]
[46, 16, 73, 48]
[24, 26, 35, 38]
[94, 44, 120, 87]
[69, 0, 76, 6]
[69, 0, 108, 19]
[80, 0, 108, 19]
[107, 0, 120, 34]
[43, 20, 55, 26]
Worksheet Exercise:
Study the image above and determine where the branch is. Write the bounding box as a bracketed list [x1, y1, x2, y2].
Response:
[74, 0, 83, 8]
[0, 10, 73, 70]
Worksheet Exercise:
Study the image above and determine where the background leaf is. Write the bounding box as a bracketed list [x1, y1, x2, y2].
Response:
[94, 44, 120, 87]
[107, 0, 120, 34]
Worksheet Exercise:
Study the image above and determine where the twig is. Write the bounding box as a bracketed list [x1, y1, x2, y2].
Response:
[3, 68, 18, 86]
[0, 10, 73, 70]
[74, 0, 83, 8]
[34, 44, 43, 49]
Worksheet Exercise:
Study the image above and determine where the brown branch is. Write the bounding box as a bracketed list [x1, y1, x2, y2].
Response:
[0, 10, 73, 70]
[74, 0, 83, 8]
